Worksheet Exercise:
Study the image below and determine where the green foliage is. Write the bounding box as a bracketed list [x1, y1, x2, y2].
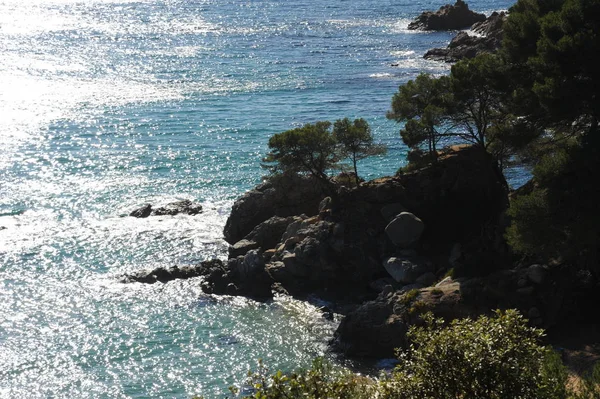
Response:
[234, 311, 579, 399]
[387, 74, 451, 160]
[263, 119, 386, 185]
[502, 0, 600, 133]
[333, 118, 387, 186]
[506, 132, 600, 271]
[381, 310, 564, 399]
[399, 288, 420, 305]
[388, 55, 518, 168]
[235, 358, 375, 399]
[263, 121, 339, 183]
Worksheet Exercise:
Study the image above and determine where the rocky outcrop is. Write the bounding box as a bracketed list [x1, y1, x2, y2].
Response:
[333, 264, 568, 358]
[129, 199, 203, 218]
[122, 259, 225, 284]
[408, 0, 486, 31]
[223, 175, 327, 244]
[424, 12, 507, 62]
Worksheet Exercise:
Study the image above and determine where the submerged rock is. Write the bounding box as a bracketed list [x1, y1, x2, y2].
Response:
[408, 0, 486, 31]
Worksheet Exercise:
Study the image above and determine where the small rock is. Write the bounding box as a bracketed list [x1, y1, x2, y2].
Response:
[271, 282, 289, 296]
[384, 256, 434, 284]
[319, 196, 333, 212]
[130, 204, 152, 218]
[228, 239, 260, 258]
[241, 250, 264, 278]
[152, 199, 203, 216]
[370, 278, 396, 293]
[381, 285, 394, 297]
[262, 249, 276, 262]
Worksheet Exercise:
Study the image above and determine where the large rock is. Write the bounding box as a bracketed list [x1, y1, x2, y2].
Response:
[223, 175, 327, 244]
[408, 0, 486, 31]
[424, 12, 507, 62]
[129, 199, 203, 218]
[244, 215, 297, 251]
[385, 212, 425, 248]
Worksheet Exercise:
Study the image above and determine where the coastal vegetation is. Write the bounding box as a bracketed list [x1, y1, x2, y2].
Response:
[148, 0, 600, 396]
[262, 119, 386, 186]
[230, 0, 600, 395]
[234, 310, 599, 399]
[387, 0, 600, 275]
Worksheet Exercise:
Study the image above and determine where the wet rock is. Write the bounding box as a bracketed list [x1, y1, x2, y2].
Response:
[129, 204, 152, 218]
[122, 259, 225, 284]
[152, 199, 203, 216]
[424, 12, 507, 62]
[129, 200, 203, 218]
[408, 0, 486, 31]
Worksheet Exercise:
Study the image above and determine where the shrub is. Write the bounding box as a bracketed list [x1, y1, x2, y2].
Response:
[380, 310, 566, 399]
[232, 310, 575, 399]
[233, 358, 375, 399]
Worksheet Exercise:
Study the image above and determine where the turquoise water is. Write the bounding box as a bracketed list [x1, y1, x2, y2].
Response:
[0, 0, 517, 397]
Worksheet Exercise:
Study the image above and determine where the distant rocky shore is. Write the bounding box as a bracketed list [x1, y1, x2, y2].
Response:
[401, 0, 507, 64]
[122, 146, 587, 359]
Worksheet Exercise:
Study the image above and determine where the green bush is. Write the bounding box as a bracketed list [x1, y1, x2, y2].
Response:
[233, 358, 375, 399]
[231, 310, 580, 399]
[381, 309, 564, 399]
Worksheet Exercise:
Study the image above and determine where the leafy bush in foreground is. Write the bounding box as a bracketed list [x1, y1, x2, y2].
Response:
[230, 310, 588, 399]
[381, 310, 565, 399]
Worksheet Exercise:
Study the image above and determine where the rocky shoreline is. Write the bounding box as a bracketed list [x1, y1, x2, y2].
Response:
[399, 0, 508, 64]
[121, 145, 589, 360]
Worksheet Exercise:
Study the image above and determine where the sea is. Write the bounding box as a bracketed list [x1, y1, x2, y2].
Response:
[0, 0, 519, 397]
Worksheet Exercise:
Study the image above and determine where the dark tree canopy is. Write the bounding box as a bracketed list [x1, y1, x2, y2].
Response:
[388, 55, 516, 167]
[333, 118, 387, 185]
[263, 119, 386, 186]
[263, 121, 339, 183]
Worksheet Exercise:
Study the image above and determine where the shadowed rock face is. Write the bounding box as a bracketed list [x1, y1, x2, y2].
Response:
[333, 263, 570, 358]
[424, 12, 507, 63]
[223, 174, 327, 245]
[408, 0, 486, 31]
